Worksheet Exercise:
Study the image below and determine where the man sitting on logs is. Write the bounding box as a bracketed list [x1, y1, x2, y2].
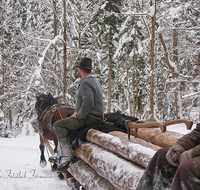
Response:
[50, 58, 104, 171]
[136, 56, 200, 190]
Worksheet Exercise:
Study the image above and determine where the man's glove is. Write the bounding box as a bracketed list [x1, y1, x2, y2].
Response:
[166, 144, 185, 167]
[179, 149, 193, 164]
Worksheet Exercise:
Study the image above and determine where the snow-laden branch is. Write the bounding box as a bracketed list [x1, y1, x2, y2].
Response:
[182, 91, 200, 99]
[26, 35, 62, 94]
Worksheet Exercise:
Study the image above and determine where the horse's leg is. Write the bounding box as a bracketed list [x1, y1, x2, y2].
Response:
[52, 135, 59, 170]
[53, 134, 58, 153]
[39, 135, 47, 168]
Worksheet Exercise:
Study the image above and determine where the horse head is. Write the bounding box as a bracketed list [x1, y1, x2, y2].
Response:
[35, 93, 58, 121]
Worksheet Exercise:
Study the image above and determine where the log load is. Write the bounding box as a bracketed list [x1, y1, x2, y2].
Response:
[36, 119, 192, 189]
[127, 119, 193, 147]
[67, 159, 116, 190]
[86, 129, 160, 168]
[108, 131, 160, 152]
[130, 128, 184, 147]
[74, 142, 144, 190]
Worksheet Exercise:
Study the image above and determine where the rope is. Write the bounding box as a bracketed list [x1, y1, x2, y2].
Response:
[57, 105, 64, 119]
[45, 140, 53, 168]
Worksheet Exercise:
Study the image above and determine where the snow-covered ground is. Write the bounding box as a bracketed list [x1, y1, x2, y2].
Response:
[0, 135, 71, 190]
[0, 122, 198, 190]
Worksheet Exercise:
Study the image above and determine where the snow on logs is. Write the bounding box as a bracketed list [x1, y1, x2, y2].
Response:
[74, 142, 144, 190]
[130, 128, 184, 147]
[65, 120, 190, 189]
[86, 129, 160, 168]
[63, 119, 192, 189]
[127, 119, 193, 147]
[62, 129, 162, 189]
[67, 159, 116, 190]
[71, 129, 162, 189]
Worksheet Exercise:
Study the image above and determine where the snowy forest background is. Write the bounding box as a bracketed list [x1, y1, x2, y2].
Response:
[0, 0, 200, 137]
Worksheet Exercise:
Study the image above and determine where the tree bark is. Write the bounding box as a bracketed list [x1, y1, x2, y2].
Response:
[149, 0, 156, 121]
[173, 17, 180, 119]
[74, 142, 144, 189]
[63, 0, 67, 104]
[108, 27, 112, 112]
[0, 13, 5, 113]
[130, 128, 183, 147]
[53, 0, 58, 95]
[125, 61, 132, 116]
[86, 129, 159, 168]
[157, 19, 180, 119]
[134, 26, 138, 117]
[68, 160, 116, 190]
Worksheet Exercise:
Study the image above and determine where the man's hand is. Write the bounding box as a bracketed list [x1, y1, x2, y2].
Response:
[179, 149, 193, 164]
[166, 144, 185, 167]
[70, 113, 77, 119]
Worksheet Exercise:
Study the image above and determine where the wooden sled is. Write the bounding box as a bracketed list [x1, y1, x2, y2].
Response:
[35, 118, 193, 189]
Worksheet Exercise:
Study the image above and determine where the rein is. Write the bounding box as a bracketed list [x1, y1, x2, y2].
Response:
[38, 105, 51, 122]
[37, 103, 74, 133]
[38, 104, 60, 133]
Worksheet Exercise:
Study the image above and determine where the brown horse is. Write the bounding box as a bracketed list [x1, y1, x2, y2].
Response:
[35, 93, 74, 168]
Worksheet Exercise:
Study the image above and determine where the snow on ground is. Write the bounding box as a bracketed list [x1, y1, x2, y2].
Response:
[167, 122, 196, 135]
[0, 134, 71, 190]
[0, 122, 198, 190]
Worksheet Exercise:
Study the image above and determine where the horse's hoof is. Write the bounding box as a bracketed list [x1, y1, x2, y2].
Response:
[40, 160, 47, 168]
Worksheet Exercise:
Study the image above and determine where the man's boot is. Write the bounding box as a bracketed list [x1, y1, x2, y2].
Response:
[49, 143, 62, 164]
[57, 137, 73, 171]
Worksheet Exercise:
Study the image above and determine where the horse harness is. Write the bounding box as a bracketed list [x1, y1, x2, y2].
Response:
[38, 104, 74, 133]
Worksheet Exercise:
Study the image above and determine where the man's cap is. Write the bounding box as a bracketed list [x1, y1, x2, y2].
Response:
[76, 58, 93, 70]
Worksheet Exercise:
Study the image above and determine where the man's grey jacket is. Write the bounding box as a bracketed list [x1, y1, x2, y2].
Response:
[75, 75, 103, 120]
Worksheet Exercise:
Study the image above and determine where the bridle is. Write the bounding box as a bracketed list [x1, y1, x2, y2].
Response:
[36, 95, 75, 133]
[37, 98, 52, 122]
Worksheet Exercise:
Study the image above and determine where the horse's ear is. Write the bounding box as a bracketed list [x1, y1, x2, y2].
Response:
[36, 95, 39, 100]
[47, 93, 56, 104]
[47, 93, 53, 99]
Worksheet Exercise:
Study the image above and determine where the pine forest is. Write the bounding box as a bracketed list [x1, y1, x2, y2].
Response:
[0, 0, 200, 137]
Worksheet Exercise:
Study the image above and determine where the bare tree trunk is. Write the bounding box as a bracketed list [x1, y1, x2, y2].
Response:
[108, 27, 112, 112]
[134, 26, 138, 118]
[125, 61, 132, 116]
[63, 0, 67, 103]
[0, 12, 5, 121]
[173, 17, 180, 119]
[53, 0, 58, 95]
[157, 14, 180, 120]
[8, 109, 12, 130]
[132, 78, 136, 117]
[149, 0, 156, 121]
